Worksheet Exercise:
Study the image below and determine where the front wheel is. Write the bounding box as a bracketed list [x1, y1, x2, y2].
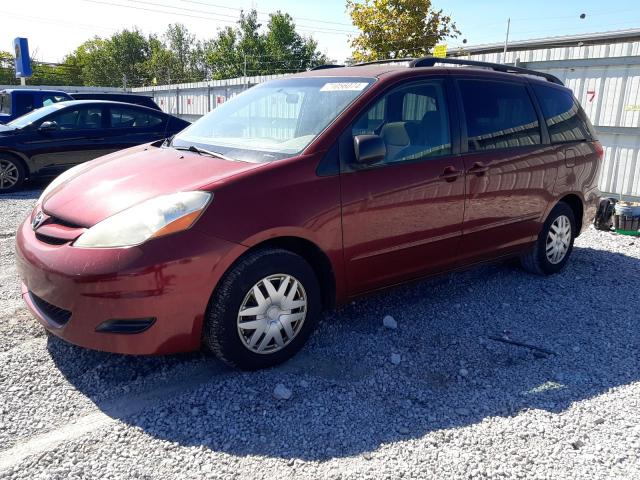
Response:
[520, 202, 576, 275]
[0, 155, 26, 193]
[203, 248, 321, 370]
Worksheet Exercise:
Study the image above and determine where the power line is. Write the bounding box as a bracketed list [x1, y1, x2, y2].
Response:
[81, 0, 357, 36]
[181, 0, 355, 27]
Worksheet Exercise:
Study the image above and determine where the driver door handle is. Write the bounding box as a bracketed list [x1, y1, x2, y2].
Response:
[439, 165, 461, 182]
[467, 162, 489, 176]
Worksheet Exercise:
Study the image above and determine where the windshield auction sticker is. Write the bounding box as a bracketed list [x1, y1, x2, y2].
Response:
[320, 82, 369, 92]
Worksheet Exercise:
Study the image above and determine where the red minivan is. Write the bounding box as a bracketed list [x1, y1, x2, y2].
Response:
[16, 58, 602, 369]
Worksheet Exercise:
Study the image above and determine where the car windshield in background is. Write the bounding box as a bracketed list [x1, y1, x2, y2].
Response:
[171, 77, 375, 163]
[7, 103, 68, 128]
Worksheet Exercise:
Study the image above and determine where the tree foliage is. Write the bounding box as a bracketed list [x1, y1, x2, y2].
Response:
[205, 10, 329, 80]
[1, 9, 331, 87]
[347, 0, 460, 62]
[0, 51, 14, 85]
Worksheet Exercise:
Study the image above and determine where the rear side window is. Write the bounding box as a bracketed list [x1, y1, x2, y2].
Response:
[532, 84, 594, 143]
[110, 107, 164, 128]
[458, 80, 541, 151]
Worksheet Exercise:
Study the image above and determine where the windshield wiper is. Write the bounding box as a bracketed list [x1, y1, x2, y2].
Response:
[174, 145, 237, 162]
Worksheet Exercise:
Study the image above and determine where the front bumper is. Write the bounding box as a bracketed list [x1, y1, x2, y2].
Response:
[16, 217, 244, 355]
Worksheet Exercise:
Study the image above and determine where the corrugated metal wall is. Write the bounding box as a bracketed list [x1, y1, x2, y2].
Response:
[132, 74, 286, 119]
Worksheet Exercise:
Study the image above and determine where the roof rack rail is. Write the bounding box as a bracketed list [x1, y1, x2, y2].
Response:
[409, 57, 563, 85]
[310, 64, 345, 70]
[351, 58, 416, 67]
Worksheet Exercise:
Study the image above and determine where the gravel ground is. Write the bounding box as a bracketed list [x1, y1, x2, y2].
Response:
[1, 186, 639, 479]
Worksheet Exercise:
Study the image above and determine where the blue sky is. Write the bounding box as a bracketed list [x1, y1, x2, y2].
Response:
[2, 0, 639, 63]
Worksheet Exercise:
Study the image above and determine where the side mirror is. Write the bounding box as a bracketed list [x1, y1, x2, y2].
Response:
[38, 121, 58, 132]
[353, 134, 386, 166]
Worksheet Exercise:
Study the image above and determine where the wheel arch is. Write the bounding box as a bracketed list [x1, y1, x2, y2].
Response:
[238, 236, 337, 310]
[558, 193, 584, 235]
[0, 149, 30, 176]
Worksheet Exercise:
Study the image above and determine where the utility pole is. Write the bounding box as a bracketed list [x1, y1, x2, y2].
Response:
[122, 74, 127, 90]
[243, 53, 247, 90]
[503, 17, 511, 64]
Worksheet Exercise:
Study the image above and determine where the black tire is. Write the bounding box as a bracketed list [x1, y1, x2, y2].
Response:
[520, 202, 577, 275]
[0, 154, 26, 193]
[203, 248, 321, 370]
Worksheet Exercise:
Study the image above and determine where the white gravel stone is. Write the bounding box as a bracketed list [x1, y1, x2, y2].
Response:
[390, 353, 401, 365]
[273, 384, 292, 400]
[1, 189, 639, 479]
[382, 315, 397, 329]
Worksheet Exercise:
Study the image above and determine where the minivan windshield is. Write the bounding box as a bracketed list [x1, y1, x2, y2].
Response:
[7, 103, 68, 128]
[171, 77, 374, 163]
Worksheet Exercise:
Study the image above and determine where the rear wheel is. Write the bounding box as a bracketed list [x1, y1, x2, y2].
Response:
[520, 202, 576, 275]
[0, 155, 25, 193]
[203, 248, 321, 370]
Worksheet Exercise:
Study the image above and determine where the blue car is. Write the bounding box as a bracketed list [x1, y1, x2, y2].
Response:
[0, 89, 72, 124]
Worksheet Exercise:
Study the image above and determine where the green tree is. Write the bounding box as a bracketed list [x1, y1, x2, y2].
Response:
[145, 34, 175, 85]
[204, 9, 330, 80]
[0, 51, 15, 85]
[264, 12, 329, 73]
[347, 0, 460, 62]
[62, 30, 152, 87]
[204, 26, 242, 79]
[108, 29, 152, 87]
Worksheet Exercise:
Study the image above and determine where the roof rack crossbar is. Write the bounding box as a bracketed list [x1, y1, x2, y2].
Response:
[310, 64, 345, 71]
[409, 57, 563, 85]
[351, 58, 417, 67]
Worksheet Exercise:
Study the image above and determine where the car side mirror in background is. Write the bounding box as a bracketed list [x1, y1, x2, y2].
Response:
[38, 121, 58, 132]
[353, 134, 386, 166]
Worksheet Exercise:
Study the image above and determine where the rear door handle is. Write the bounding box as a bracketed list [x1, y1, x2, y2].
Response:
[467, 162, 489, 176]
[439, 166, 461, 182]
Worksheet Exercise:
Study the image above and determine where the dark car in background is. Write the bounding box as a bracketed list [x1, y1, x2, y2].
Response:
[0, 100, 189, 191]
[0, 89, 72, 124]
[69, 92, 161, 111]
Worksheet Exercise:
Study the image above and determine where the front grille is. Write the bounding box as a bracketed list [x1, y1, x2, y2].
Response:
[35, 233, 69, 245]
[50, 216, 84, 229]
[29, 292, 71, 326]
[33, 214, 85, 246]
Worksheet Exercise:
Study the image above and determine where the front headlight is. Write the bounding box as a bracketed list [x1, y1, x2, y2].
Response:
[74, 191, 212, 248]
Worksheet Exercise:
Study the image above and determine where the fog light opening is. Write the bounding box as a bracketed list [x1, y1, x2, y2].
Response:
[95, 318, 156, 334]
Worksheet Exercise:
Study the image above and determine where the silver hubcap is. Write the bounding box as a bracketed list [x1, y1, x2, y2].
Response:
[237, 274, 307, 354]
[0, 159, 19, 190]
[546, 215, 571, 264]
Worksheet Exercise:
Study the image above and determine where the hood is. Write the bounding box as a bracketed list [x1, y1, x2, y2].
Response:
[0, 122, 17, 133]
[42, 143, 266, 227]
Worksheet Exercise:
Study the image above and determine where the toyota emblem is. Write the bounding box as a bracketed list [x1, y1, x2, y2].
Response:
[31, 211, 45, 230]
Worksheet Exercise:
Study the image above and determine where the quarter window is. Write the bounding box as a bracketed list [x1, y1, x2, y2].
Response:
[351, 81, 452, 165]
[459, 80, 541, 151]
[532, 84, 593, 143]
